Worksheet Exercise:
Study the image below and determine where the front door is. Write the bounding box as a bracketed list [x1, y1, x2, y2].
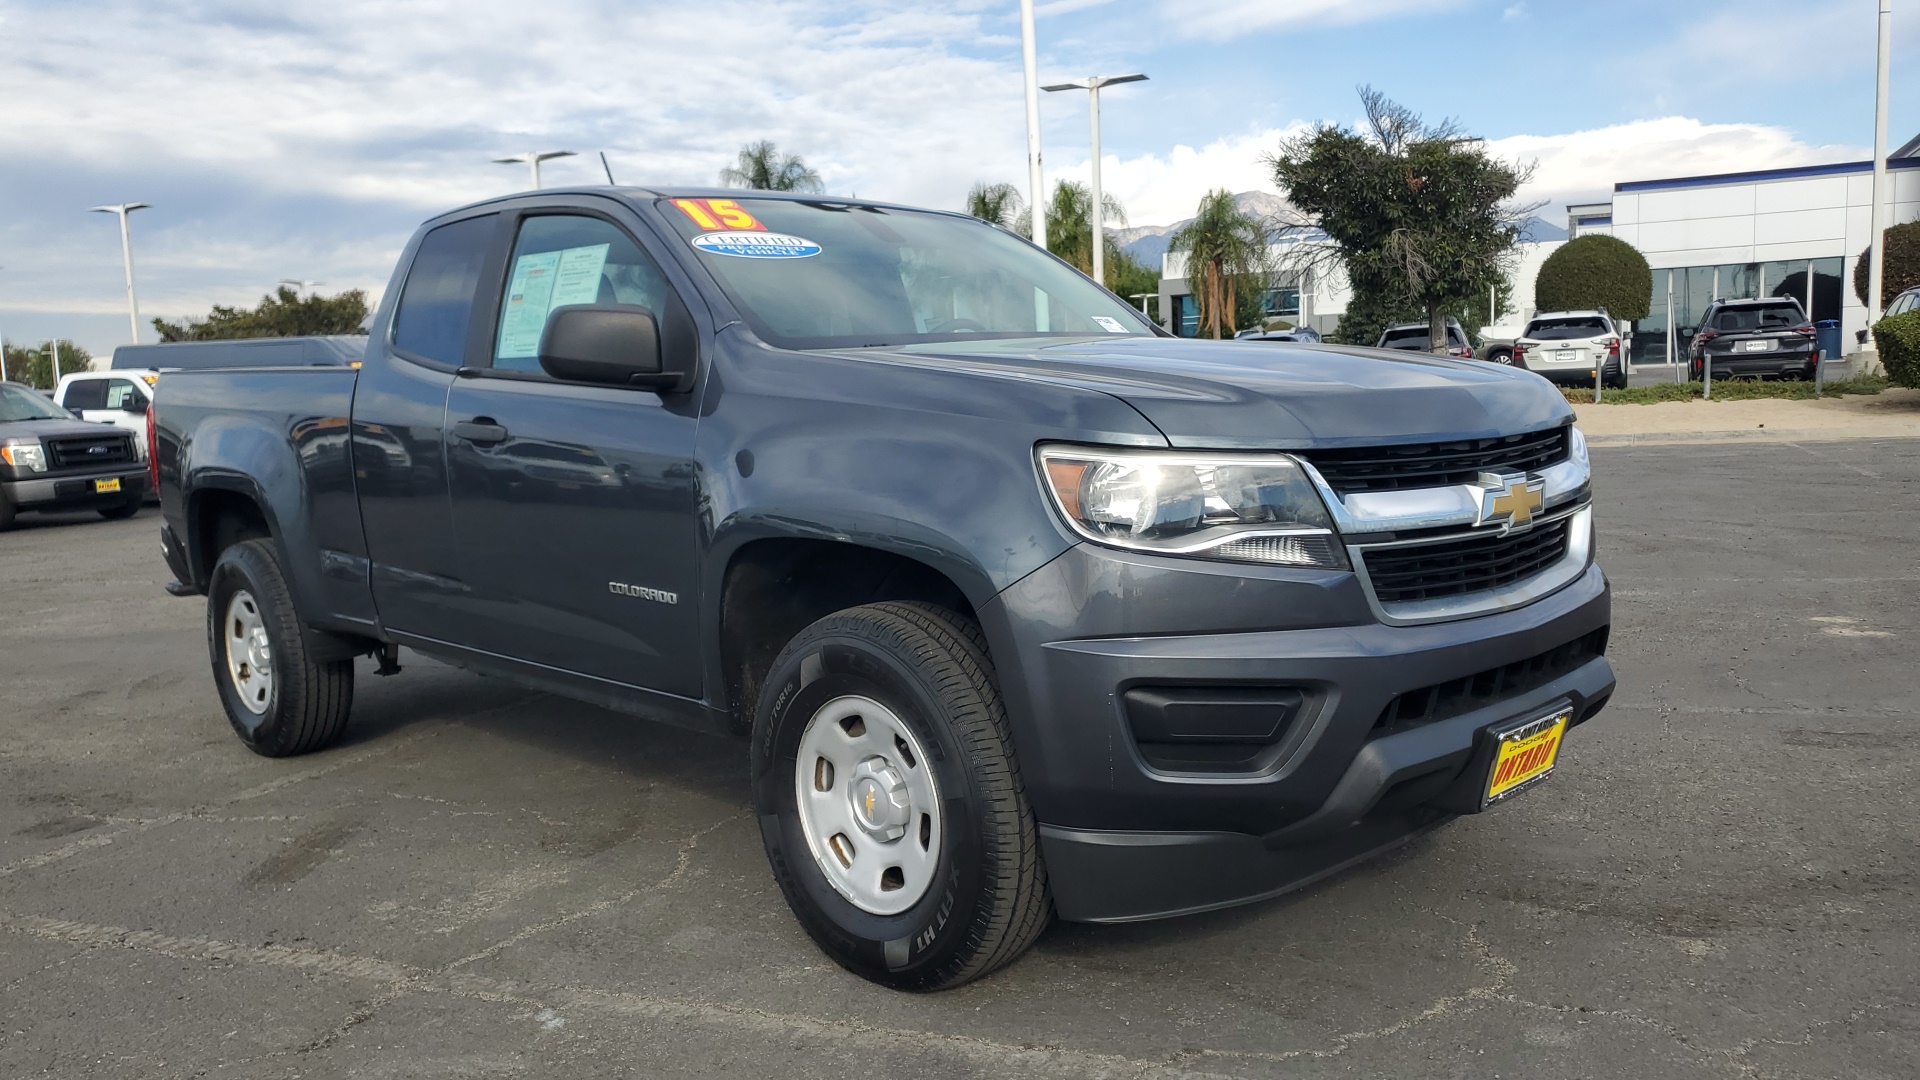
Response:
[443, 210, 704, 699]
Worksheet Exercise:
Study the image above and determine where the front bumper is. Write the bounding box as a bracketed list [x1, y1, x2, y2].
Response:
[983, 545, 1612, 923]
[1, 469, 147, 509]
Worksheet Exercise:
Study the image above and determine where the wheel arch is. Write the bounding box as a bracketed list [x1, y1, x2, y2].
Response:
[711, 532, 989, 732]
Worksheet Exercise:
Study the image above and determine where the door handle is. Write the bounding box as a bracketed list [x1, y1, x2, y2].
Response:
[452, 419, 509, 445]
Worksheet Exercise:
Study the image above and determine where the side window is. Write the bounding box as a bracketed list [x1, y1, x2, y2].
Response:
[493, 215, 677, 373]
[62, 378, 108, 411]
[105, 379, 143, 409]
[393, 214, 497, 366]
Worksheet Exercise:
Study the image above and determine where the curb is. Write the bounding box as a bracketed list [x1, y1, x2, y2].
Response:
[1586, 426, 1920, 447]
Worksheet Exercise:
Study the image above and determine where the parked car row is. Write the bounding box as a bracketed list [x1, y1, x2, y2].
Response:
[1, 337, 367, 530]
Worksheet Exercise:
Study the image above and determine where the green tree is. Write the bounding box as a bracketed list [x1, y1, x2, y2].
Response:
[1534, 235, 1651, 321]
[1168, 189, 1273, 339]
[153, 286, 369, 342]
[1017, 181, 1130, 285]
[965, 182, 1024, 229]
[719, 140, 824, 193]
[2, 340, 94, 390]
[1853, 221, 1920, 308]
[1268, 87, 1532, 353]
[1106, 249, 1161, 316]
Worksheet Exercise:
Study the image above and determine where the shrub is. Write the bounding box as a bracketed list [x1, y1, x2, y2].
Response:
[1854, 221, 1920, 308]
[1872, 309, 1920, 388]
[1559, 376, 1888, 405]
[1535, 235, 1652, 321]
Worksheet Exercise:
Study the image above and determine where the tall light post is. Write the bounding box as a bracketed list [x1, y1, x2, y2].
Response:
[1043, 74, 1147, 288]
[1865, 0, 1893, 370]
[1019, 0, 1047, 250]
[493, 151, 576, 190]
[89, 203, 150, 344]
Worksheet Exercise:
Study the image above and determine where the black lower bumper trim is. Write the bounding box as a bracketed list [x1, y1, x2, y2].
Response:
[1042, 808, 1453, 923]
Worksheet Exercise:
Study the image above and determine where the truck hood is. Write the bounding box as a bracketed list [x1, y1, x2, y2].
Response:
[887, 336, 1572, 449]
[0, 417, 127, 442]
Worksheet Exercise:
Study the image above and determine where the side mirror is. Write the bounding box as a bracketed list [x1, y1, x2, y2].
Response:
[126, 398, 150, 415]
[538, 305, 676, 389]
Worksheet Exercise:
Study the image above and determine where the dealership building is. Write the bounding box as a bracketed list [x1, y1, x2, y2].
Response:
[1159, 135, 1920, 363]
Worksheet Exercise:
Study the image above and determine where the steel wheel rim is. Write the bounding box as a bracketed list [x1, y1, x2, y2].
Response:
[223, 590, 273, 716]
[793, 695, 942, 915]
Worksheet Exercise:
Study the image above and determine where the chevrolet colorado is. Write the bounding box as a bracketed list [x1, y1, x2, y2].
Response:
[155, 188, 1614, 990]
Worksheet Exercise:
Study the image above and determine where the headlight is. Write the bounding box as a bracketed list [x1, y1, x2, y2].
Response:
[0, 440, 46, 472]
[1037, 446, 1346, 569]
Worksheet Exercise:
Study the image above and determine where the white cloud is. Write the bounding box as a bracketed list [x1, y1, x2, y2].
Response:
[1488, 117, 1868, 215]
[1046, 126, 1302, 226]
[1156, 0, 1468, 40]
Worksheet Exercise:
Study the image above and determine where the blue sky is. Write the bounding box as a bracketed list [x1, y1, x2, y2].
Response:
[0, 0, 1909, 359]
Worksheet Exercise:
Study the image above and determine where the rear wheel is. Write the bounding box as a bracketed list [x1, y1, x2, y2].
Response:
[752, 602, 1050, 991]
[206, 539, 354, 757]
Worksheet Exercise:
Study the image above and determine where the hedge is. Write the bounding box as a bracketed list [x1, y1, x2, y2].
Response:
[1872, 309, 1920, 389]
[1854, 221, 1920, 308]
[1535, 235, 1652, 321]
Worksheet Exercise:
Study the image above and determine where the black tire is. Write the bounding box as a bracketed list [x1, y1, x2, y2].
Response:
[206, 538, 354, 757]
[751, 602, 1050, 991]
[0, 489, 14, 531]
[1486, 347, 1514, 366]
[97, 496, 142, 520]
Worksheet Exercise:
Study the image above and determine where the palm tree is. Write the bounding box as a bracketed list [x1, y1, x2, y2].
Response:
[1169, 190, 1273, 339]
[720, 141, 824, 193]
[1016, 181, 1128, 283]
[966, 182, 1024, 229]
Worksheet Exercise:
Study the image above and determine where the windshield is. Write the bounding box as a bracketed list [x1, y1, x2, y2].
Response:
[1711, 303, 1803, 332]
[657, 197, 1154, 349]
[1524, 317, 1611, 340]
[0, 384, 73, 422]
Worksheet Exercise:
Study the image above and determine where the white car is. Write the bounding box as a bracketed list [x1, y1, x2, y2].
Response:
[1514, 311, 1627, 389]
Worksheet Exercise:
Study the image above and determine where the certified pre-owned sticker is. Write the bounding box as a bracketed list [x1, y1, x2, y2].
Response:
[690, 232, 822, 259]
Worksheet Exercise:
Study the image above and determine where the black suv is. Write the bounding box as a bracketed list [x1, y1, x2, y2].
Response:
[1688, 298, 1819, 380]
[0, 381, 147, 529]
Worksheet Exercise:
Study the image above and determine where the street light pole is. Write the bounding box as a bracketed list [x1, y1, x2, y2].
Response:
[89, 203, 151, 344]
[1019, 0, 1046, 250]
[1043, 73, 1147, 288]
[1865, 0, 1893, 371]
[493, 151, 577, 190]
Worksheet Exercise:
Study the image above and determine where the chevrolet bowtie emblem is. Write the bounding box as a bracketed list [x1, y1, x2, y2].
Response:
[1476, 471, 1546, 534]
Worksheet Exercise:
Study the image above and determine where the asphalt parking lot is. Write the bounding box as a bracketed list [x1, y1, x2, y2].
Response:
[2, 439, 1916, 1079]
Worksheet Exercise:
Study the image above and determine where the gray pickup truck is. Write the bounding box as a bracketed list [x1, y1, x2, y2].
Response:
[155, 188, 1613, 990]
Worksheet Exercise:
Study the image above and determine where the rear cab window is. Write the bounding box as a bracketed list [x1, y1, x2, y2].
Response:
[393, 215, 498, 367]
[60, 378, 109, 410]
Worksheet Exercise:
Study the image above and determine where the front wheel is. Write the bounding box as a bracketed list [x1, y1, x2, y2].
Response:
[206, 539, 354, 757]
[752, 602, 1050, 991]
[98, 495, 142, 520]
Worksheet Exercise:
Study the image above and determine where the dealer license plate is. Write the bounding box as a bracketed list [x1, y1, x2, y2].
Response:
[1742, 339, 1773, 352]
[1484, 706, 1570, 805]
[94, 478, 121, 493]
[1554, 349, 1577, 362]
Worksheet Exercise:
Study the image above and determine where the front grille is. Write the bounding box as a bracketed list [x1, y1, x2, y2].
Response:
[1373, 626, 1609, 735]
[46, 434, 136, 470]
[1362, 518, 1571, 604]
[1302, 426, 1570, 494]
